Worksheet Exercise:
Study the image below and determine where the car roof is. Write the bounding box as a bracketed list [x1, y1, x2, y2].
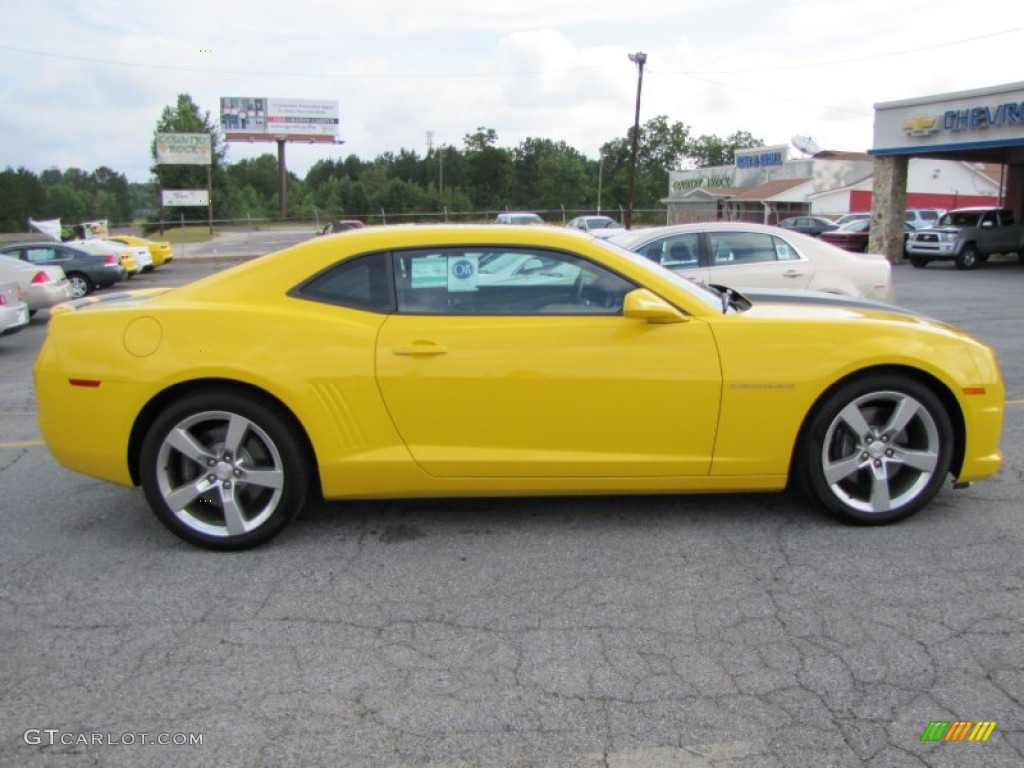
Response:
[606, 221, 820, 248]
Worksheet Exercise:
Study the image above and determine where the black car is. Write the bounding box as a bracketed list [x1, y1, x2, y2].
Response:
[777, 216, 838, 237]
[0, 242, 125, 298]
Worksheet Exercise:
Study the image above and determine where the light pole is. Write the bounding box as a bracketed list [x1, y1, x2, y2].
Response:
[625, 51, 647, 230]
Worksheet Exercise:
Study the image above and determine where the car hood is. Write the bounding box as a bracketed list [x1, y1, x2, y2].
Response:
[50, 287, 175, 315]
[736, 287, 929, 320]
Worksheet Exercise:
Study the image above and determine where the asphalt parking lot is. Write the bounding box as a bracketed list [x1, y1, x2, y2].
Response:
[1, 252, 1022, 767]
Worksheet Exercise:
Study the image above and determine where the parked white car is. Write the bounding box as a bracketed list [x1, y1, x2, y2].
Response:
[495, 212, 545, 225]
[71, 239, 153, 273]
[0, 280, 30, 337]
[607, 222, 893, 301]
[0, 253, 73, 314]
[567, 215, 626, 239]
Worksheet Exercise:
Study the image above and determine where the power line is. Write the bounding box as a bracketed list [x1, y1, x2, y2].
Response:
[3, 25, 1019, 81]
[664, 26, 1024, 75]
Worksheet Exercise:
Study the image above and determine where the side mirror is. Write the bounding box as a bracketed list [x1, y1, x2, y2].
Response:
[622, 289, 687, 324]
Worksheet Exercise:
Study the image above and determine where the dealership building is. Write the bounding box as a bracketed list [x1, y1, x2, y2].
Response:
[662, 80, 1024, 260]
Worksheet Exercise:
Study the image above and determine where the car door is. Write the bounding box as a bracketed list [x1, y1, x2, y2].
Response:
[704, 230, 812, 291]
[375, 246, 722, 478]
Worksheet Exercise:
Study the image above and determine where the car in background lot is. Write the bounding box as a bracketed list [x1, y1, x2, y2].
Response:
[319, 220, 365, 236]
[72, 239, 151, 274]
[906, 207, 1024, 269]
[904, 208, 944, 230]
[0, 280, 30, 337]
[34, 224, 1002, 550]
[0, 254, 73, 314]
[566, 215, 626, 239]
[0, 242, 125, 298]
[833, 212, 871, 227]
[820, 219, 915, 255]
[495, 212, 545, 225]
[778, 216, 838, 237]
[106, 234, 174, 267]
[607, 222, 892, 300]
[65, 239, 139, 276]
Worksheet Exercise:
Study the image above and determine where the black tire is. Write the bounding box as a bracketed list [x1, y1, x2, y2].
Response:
[139, 391, 310, 550]
[909, 256, 928, 268]
[67, 273, 93, 298]
[955, 245, 979, 270]
[797, 374, 954, 525]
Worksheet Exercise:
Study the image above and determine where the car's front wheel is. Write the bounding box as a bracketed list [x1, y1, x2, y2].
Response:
[139, 391, 310, 549]
[956, 245, 979, 270]
[798, 375, 953, 525]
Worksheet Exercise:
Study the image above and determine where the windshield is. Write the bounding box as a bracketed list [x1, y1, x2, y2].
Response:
[938, 211, 981, 227]
[591, 237, 724, 311]
[839, 220, 870, 232]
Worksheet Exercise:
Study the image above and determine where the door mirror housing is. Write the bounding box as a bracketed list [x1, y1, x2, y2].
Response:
[622, 289, 687, 324]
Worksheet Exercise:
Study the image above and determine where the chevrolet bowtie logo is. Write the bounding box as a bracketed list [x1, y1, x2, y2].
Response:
[903, 114, 940, 136]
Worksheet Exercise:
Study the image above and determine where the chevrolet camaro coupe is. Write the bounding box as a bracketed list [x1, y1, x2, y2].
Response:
[34, 225, 1004, 549]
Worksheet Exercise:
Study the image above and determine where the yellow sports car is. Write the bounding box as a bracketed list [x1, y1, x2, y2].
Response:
[34, 225, 1004, 550]
[106, 234, 174, 267]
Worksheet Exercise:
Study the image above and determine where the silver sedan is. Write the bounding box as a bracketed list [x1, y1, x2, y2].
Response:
[608, 221, 893, 301]
[0, 254, 74, 314]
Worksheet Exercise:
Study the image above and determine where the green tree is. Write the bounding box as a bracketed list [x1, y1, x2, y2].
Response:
[689, 130, 764, 168]
[0, 167, 46, 231]
[463, 127, 513, 211]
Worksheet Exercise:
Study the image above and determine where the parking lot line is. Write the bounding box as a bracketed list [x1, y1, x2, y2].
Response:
[0, 440, 44, 448]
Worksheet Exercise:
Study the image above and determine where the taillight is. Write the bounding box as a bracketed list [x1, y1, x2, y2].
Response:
[31, 270, 52, 285]
[0, 295, 5, 306]
[104, 255, 118, 266]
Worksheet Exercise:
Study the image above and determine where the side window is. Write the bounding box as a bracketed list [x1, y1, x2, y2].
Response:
[293, 252, 394, 312]
[981, 211, 997, 227]
[708, 232, 779, 265]
[25, 248, 57, 263]
[772, 236, 800, 261]
[651, 233, 700, 268]
[394, 247, 634, 315]
[1002, 211, 1015, 226]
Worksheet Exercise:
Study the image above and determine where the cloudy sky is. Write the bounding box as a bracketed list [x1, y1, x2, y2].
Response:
[1, 0, 1020, 183]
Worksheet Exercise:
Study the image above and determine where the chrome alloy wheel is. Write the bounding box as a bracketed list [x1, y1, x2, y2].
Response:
[820, 390, 941, 514]
[154, 410, 285, 538]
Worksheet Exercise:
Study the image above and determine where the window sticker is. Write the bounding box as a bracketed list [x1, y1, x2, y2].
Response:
[447, 254, 479, 292]
[410, 256, 449, 288]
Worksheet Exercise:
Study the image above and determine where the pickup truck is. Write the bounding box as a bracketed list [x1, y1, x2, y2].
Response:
[906, 207, 1024, 270]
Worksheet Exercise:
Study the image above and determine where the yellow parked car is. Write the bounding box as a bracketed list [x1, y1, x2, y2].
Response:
[106, 234, 174, 267]
[34, 225, 1004, 550]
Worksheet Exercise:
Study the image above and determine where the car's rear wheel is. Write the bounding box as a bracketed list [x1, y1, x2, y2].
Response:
[909, 256, 928, 268]
[67, 273, 93, 298]
[798, 375, 953, 525]
[955, 245, 979, 270]
[139, 391, 310, 550]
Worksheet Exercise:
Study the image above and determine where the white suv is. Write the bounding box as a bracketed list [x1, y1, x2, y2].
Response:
[495, 212, 545, 225]
[905, 209, 944, 230]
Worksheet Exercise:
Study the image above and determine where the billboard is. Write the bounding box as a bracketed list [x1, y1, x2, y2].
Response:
[220, 97, 339, 143]
[156, 133, 212, 165]
[162, 190, 210, 207]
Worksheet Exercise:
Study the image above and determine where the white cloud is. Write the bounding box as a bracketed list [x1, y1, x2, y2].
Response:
[0, 0, 1020, 182]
